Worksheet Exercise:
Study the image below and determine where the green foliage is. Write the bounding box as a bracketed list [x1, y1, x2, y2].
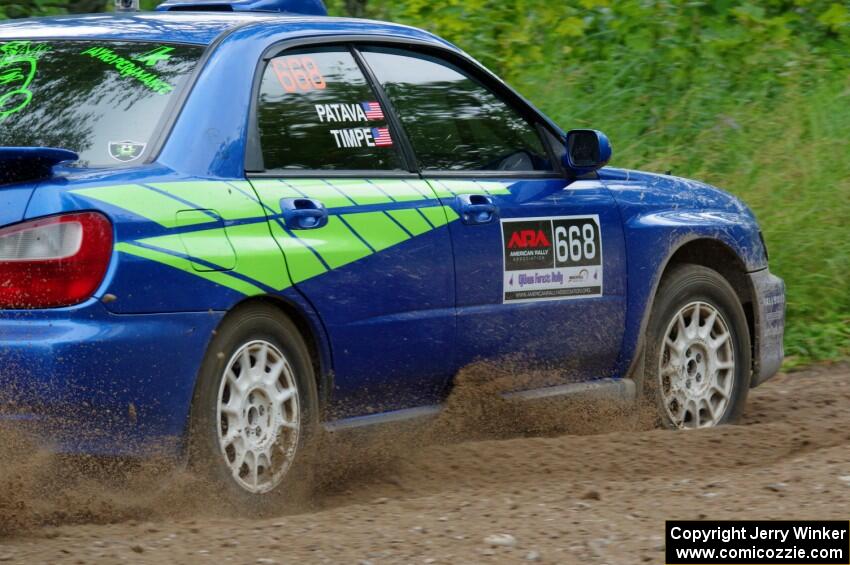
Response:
[0, 1, 68, 19]
[3, 1, 848, 366]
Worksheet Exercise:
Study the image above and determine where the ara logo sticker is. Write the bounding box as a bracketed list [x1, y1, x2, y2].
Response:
[507, 229, 551, 250]
[108, 140, 146, 163]
[501, 216, 603, 303]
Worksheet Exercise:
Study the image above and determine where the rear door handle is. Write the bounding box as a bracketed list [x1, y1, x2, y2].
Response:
[280, 198, 329, 230]
[456, 194, 498, 225]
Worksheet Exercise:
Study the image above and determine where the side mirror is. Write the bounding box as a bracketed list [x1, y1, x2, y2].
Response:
[563, 129, 612, 176]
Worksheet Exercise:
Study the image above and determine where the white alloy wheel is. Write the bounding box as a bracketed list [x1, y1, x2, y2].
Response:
[658, 301, 736, 428]
[216, 340, 300, 493]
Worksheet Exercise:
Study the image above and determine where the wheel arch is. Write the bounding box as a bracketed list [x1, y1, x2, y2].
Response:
[187, 293, 334, 434]
[230, 294, 333, 411]
[665, 239, 756, 364]
[623, 236, 756, 384]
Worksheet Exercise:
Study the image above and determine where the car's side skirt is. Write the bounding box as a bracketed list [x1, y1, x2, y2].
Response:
[322, 378, 636, 433]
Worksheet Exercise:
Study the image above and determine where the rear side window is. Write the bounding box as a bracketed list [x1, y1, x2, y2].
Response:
[360, 47, 553, 172]
[257, 47, 405, 171]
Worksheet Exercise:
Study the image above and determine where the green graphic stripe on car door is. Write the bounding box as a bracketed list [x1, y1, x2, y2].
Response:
[250, 179, 309, 213]
[76, 181, 464, 299]
[429, 179, 512, 197]
[341, 211, 410, 252]
[298, 216, 371, 270]
[115, 242, 264, 296]
[375, 179, 434, 202]
[73, 184, 214, 228]
[327, 179, 393, 206]
[419, 205, 459, 227]
[474, 181, 511, 195]
[283, 179, 355, 209]
[268, 221, 328, 284]
[253, 178, 439, 210]
[387, 208, 432, 236]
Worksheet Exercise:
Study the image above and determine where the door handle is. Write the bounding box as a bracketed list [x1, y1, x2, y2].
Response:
[280, 198, 329, 230]
[456, 194, 498, 225]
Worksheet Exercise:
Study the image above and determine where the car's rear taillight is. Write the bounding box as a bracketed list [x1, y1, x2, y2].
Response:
[0, 212, 113, 308]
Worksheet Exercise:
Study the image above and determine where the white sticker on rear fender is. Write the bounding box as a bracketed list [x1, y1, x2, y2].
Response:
[501, 215, 603, 303]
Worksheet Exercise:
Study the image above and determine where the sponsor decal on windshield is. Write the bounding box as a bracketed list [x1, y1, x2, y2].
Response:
[0, 41, 50, 122]
[272, 56, 326, 93]
[80, 45, 176, 94]
[108, 140, 146, 163]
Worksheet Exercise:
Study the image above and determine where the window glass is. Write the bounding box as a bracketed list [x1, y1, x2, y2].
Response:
[0, 40, 202, 167]
[361, 48, 552, 172]
[257, 47, 404, 171]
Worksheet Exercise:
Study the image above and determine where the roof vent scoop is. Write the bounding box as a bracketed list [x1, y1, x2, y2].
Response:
[156, 0, 327, 15]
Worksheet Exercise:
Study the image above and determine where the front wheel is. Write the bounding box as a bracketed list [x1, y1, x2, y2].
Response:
[643, 264, 751, 429]
[188, 304, 319, 509]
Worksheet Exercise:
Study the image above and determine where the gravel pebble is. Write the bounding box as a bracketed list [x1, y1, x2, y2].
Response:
[484, 533, 517, 547]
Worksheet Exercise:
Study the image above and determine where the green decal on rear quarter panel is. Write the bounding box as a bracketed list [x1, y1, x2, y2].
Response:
[115, 242, 264, 296]
[73, 184, 213, 228]
[342, 211, 410, 252]
[174, 210, 237, 271]
[150, 181, 262, 221]
[387, 209, 432, 236]
[224, 222, 291, 290]
[138, 230, 234, 271]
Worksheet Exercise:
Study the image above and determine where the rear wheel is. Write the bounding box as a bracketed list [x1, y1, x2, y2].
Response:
[643, 264, 751, 429]
[188, 304, 318, 509]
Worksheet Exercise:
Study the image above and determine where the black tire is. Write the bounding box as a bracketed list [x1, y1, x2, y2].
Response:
[641, 264, 751, 429]
[187, 303, 319, 512]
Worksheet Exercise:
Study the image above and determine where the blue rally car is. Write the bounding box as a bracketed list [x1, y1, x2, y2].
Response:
[0, 0, 785, 503]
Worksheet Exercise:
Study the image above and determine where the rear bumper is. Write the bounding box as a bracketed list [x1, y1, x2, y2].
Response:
[0, 301, 222, 455]
[748, 268, 785, 387]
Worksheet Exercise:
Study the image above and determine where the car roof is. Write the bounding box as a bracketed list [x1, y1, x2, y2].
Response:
[0, 12, 448, 48]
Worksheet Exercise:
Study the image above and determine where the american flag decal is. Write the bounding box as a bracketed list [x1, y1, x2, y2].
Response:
[361, 101, 385, 120]
[371, 127, 393, 147]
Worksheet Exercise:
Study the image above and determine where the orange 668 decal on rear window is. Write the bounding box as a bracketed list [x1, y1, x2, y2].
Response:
[501, 215, 603, 303]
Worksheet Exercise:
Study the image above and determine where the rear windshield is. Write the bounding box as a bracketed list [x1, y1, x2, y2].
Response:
[0, 40, 203, 167]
